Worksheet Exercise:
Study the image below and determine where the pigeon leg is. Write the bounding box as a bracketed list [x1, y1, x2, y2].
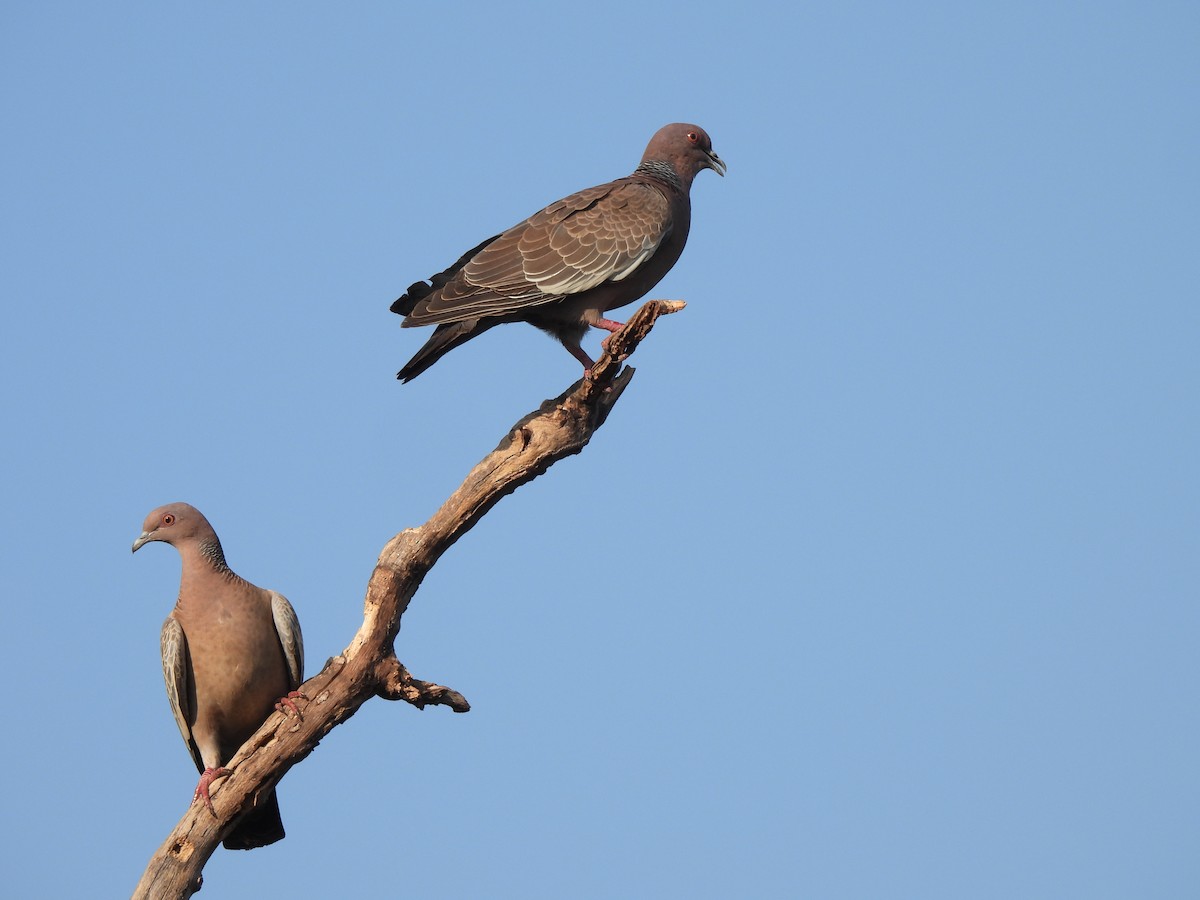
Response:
[275, 690, 306, 720]
[193, 766, 231, 816]
[563, 341, 598, 375]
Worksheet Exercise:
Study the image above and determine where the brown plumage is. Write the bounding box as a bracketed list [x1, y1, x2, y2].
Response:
[133, 503, 304, 851]
[391, 123, 725, 382]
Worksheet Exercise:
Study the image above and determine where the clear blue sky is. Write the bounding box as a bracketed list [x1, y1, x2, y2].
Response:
[2, 3, 1197, 897]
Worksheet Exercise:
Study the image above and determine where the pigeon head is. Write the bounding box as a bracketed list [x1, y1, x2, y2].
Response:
[132, 502, 214, 553]
[639, 123, 726, 189]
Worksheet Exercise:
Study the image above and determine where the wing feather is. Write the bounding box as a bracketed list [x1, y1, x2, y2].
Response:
[161, 615, 202, 773]
[401, 180, 671, 325]
[270, 591, 304, 691]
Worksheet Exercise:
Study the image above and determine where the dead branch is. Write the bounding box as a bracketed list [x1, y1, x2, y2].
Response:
[132, 299, 685, 899]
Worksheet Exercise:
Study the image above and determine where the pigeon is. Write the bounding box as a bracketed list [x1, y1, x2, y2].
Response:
[391, 122, 725, 382]
[133, 502, 304, 850]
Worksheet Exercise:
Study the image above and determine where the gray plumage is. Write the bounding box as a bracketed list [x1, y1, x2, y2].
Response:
[134, 502, 303, 850]
[391, 122, 725, 382]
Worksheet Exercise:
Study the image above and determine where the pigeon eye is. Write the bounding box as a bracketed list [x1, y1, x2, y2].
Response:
[686, 131, 699, 144]
[162, 513, 175, 526]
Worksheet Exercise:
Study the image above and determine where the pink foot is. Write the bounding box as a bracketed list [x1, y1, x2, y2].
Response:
[275, 690, 306, 720]
[193, 766, 231, 816]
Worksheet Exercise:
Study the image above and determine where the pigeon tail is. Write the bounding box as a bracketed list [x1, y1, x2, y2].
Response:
[222, 788, 285, 851]
[397, 319, 495, 382]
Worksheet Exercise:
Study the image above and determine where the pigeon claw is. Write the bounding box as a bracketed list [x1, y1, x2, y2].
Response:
[275, 690, 307, 721]
[193, 766, 231, 817]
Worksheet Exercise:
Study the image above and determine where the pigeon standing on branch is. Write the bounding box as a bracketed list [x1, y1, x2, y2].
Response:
[391, 122, 725, 382]
[133, 502, 304, 851]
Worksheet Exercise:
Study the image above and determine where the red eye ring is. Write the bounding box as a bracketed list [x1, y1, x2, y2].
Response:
[686, 131, 699, 143]
[162, 513, 175, 526]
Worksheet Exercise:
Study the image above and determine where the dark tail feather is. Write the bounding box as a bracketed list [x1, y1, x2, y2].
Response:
[222, 788, 285, 851]
[397, 319, 492, 382]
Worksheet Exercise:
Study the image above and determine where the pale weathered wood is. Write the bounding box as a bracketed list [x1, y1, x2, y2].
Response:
[132, 300, 684, 899]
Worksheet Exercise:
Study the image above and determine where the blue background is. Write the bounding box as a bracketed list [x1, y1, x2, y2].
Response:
[2, 3, 1197, 897]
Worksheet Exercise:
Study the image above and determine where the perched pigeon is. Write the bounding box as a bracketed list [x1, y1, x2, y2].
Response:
[133, 503, 304, 851]
[391, 122, 725, 382]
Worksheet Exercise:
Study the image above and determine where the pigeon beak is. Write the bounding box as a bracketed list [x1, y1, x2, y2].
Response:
[132, 531, 154, 553]
[706, 150, 727, 177]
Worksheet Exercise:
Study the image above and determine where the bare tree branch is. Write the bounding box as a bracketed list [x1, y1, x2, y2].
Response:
[132, 299, 685, 899]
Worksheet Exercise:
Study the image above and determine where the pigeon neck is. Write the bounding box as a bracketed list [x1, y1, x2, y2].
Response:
[198, 537, 231, 574]
[634, 159, 686, 192]
[176, 536, 242, 610]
